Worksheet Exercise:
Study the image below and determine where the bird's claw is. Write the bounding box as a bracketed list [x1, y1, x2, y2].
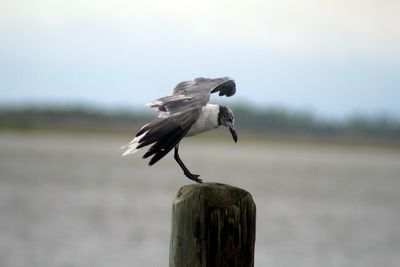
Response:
[184, 172, 202, 183]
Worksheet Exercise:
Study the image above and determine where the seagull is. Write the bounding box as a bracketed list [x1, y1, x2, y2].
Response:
[121, 77, 237, 183]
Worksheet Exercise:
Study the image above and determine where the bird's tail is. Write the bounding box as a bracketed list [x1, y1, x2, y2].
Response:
[121, 131, 148, 156]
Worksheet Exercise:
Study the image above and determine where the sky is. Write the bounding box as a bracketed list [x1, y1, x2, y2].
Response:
[1, 0, 399, 118]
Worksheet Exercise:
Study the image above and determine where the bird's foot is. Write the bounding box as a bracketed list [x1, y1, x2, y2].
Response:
[184, 172, 202, 183]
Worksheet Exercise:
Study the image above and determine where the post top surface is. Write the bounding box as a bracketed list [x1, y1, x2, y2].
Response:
[175, 182, 253, 206]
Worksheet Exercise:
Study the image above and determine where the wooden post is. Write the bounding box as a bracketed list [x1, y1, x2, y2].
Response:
[169, 183, 256, 267]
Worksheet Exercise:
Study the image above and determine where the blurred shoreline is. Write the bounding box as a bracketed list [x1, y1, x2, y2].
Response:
[1, 105, 399, 148]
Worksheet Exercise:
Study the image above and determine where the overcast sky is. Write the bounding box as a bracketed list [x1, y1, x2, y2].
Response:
[1, 0, 399, 118]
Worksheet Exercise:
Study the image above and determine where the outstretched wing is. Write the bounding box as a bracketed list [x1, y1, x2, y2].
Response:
[173, 77, 236, 97]
[122, 107, 202, 165]
[148, 77, 236, 115]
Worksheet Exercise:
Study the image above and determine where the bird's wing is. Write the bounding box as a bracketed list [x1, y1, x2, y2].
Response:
[147, 77, 236, 115]
[133, 107, 202, 165]
[173, 77, 236, 97]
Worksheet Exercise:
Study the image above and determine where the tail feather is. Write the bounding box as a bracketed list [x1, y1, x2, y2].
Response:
[121, 106, 200, 163]
[121, 131, 148, 156]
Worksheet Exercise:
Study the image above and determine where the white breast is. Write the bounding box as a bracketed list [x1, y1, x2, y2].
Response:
[186, 104, 220, 137]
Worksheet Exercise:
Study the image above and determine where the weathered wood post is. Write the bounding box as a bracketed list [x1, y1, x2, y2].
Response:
[169, 183, 256, 267]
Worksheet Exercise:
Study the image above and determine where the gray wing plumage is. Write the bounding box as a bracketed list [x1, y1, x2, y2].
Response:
[148, 77, 236, 114]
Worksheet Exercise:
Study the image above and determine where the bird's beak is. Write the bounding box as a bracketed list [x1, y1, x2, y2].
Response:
[229, 126, 238, 143]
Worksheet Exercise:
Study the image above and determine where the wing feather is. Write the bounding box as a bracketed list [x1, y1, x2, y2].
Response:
[129, 107, 201, 165]
[147, 77, 235, 115]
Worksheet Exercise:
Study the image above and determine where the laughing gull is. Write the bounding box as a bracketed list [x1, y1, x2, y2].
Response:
[121, 77, 237, 183]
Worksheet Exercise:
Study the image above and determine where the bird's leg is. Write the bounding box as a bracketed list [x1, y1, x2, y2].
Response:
[174, 145, 202, 183]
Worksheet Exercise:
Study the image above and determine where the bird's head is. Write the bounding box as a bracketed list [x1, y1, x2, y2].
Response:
[218, 105, 238, 143]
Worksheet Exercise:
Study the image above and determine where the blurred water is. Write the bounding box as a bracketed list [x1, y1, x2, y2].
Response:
[0, 132, 399, 267]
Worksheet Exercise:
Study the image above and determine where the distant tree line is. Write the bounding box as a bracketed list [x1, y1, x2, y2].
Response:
[0, 106, 151, 133]
[1, 105, 399, 141]
[234, 105, 400, 140]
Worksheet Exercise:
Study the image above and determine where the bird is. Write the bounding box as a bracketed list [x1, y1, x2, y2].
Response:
[121, 77, 237, 183]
